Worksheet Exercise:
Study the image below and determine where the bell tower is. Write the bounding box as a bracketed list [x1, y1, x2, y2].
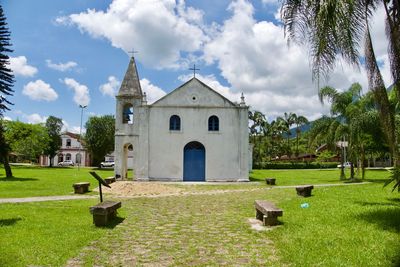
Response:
[114, 56, 145, 180]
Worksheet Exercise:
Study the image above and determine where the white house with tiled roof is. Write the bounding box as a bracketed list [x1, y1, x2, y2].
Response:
[39, 132, 90, 167]
[114, 57, 250, 182]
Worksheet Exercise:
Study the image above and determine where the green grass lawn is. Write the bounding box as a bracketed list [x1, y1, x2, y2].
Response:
[0, 166, 398, 266]
[0, 165, 115, 198]
[68, 182, 399, 266]
[250, 168, 391, 185]
[0, 198, 127, 267]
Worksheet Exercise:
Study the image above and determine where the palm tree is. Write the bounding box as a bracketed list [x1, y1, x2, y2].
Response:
[309, 116, 348, 180]
[293, 114, 309, 157]
[248, 110, 267, 164]
[277, 112, 296, 158]
[281, 0, 399, 168]
[319, 83, 366, 180]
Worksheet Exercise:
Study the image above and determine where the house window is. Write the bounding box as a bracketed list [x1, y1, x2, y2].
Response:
[208, 115, 219, 131]
[66, 139, 71, 147]
[123, 103, 134, 124]
[66, 153, 71, 161]
[169, 115, 181, 131]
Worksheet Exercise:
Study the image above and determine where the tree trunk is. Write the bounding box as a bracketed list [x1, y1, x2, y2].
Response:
[364, 26, 399, 167]
[340, 148, 346, 180]
[3, 154, 12, 178]
[350, 162, 355, 180]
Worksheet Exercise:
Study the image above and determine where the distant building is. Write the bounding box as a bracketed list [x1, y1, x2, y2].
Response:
[39, 132, 90, 166]
[114, 57, 250, 181]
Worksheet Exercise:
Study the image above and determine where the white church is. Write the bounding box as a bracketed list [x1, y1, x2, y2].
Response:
[114, 57, 250, 182]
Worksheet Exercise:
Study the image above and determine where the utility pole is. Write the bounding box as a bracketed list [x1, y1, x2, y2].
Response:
[78, 105, 87, 171]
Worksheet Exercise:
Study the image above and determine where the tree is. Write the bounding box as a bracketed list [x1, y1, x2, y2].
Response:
[4, 121, 50, 163]
[309, 116, 347, 180]
[293, 114, 309, 157]
[248, 110, 267, 163]
[84, 115, 115, 166]
[0, 119, 12, 177]
[276, 112, 296, 157]
[0, 5, 14, 177]
[281, 0, 400, 188]
[44, 116, 63, 167]
[0, 5, 14, 114]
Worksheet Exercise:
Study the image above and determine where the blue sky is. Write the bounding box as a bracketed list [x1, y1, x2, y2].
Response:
[3, 0, 391, 133]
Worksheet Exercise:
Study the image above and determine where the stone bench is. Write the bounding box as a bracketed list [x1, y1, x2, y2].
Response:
[254, 200, 283, 226]
[296, 185, 314, 197]
[90, 201, 121, 227]
[104, 177, 116, 184]
[265, 178, 276, 185]
[73, 182, 90, 194]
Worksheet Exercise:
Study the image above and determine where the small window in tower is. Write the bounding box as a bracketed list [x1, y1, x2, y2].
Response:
[208, 115, 219, 131]
[123, 104, 134, 124]
[169, 115, 181, 131]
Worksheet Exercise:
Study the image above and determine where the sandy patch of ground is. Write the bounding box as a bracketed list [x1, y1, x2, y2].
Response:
[95, 181, 183, 197]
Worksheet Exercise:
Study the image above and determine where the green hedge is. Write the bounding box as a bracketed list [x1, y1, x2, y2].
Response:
[253, 162, 339, 169]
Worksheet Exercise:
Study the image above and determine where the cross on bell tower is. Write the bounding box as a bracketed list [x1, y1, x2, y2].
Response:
[128, 49, 138, 57]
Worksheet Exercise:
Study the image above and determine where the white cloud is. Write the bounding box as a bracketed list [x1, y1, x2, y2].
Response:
[99, 76, 120, 97]
[61, 0, 207, 69]
[25, 113, 47, 124]
[71, 126, 86, 134]
[140, 78, 166, 103]
[23, 80, 58, 101]
[179, 73, 329, 121]
[46, 59, 78, 71]
[63, 78, 90, 106]
[3, 116, 12, 121]
[9, 56, 38, 77]
[61, 120, 69, 132]
[201, 0, 386, 120]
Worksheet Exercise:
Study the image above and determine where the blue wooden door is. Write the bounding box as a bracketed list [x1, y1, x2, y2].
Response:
[183, 142, 205, 181]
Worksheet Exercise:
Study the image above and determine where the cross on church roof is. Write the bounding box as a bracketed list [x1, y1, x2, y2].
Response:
[189, 64, 200, 78]
[128, 49, 138, 57]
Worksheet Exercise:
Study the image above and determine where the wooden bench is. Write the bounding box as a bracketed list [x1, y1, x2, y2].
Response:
[90, 201, 121, 227]
[104, 177, 116, 184]
[265, 178, 276, 185]
[73, 182, 90, 194]
[296, 185, 314, 197]
[254, 200, 283, 226]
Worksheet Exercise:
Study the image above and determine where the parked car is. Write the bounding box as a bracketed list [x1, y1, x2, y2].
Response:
[337, 162, 351, 168]
[58, 160, 74, 166]
[100, 160, 115, 168]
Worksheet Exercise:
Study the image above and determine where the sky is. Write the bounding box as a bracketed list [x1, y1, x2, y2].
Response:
[2, 0, 393, 133]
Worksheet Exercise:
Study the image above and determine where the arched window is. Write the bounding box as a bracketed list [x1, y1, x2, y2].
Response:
[169, 115, 181, 131]
[208, 115, 219, 131]
[66, 153, 71, 161]
[122, 103, 134, 124]
[66, 139, 71, 147]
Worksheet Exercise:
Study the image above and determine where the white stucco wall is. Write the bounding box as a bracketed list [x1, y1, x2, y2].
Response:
[114, 78, 249, 181]
[147, 106, 247, 181]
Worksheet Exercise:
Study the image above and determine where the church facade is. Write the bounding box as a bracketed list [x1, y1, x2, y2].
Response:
[114, 57, 250, 182]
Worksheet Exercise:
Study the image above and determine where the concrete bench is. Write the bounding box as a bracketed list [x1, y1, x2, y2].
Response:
[254, 200, 283, 226]
[90, 201, 121, 227]
[265, 178, 276, 185]
[296, 185, 314, 197]
[104, 177, 116, 184]
[73, 182, 90, 194]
